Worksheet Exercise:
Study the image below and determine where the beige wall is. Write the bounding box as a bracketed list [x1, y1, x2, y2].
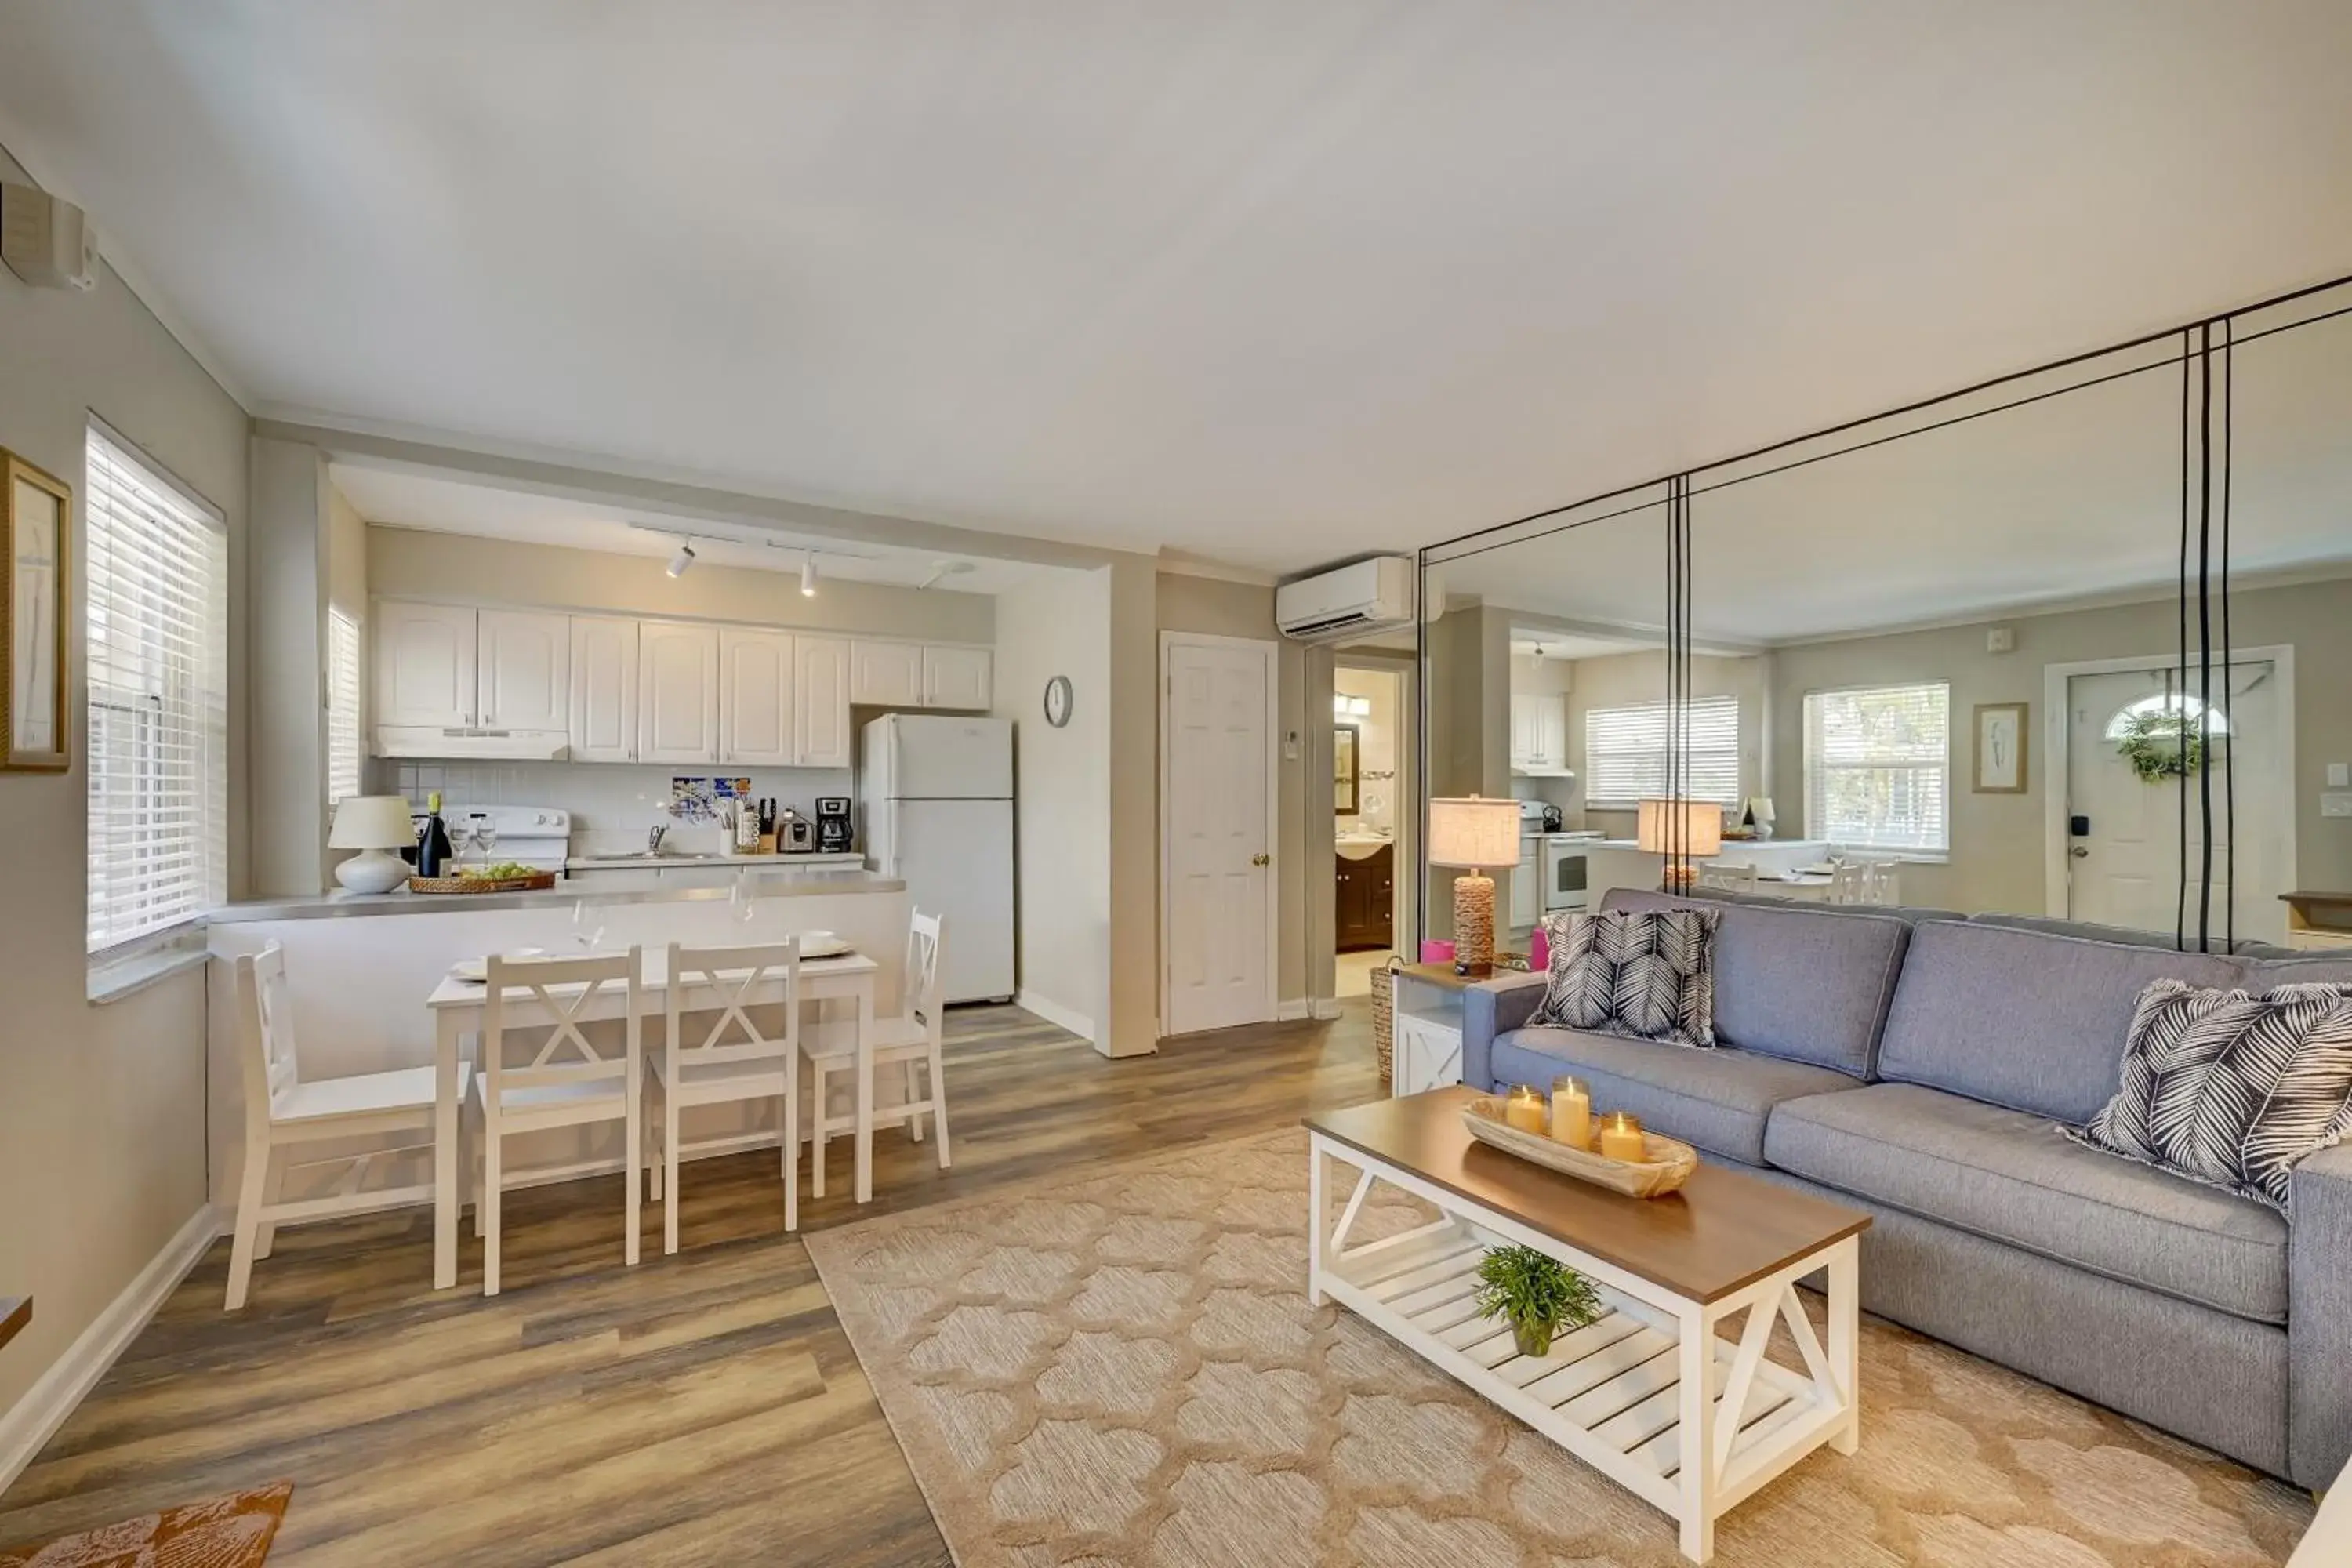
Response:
[1424, 601, 1510, 938]
[0, 147, 249, 1425]
[1334, 664, 1399, 833]
[990, 567, 1113, 1043]
[1105, 557, 1158, 1053]
[1155, 572, 1334, 1009]
[1565, 649, 1769, 833]
[1767, 575, 2352, 913]
[365, 528, 995, 644]
[248, 438, 330, 897]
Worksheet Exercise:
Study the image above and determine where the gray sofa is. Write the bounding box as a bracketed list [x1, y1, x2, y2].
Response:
[1461, 887, 2352, 1486]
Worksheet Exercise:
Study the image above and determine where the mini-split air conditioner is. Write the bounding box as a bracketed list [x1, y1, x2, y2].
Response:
[1275, 556, 1416, 644]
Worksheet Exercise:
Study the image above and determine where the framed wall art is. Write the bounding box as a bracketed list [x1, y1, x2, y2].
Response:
[4, 450, 71, 772]
[1973, 701, 2027, 794]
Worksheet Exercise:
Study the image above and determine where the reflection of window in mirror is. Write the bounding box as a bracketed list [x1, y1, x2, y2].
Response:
[1334, 724, 1360, 815]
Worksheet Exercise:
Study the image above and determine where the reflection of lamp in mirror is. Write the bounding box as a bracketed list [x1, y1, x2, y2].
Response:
[1637, 798, 1722, 893]
[1428, 796, 1519, 975]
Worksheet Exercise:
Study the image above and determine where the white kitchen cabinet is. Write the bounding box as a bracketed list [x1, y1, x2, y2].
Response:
[376, 602, 477, 728]
[1510, 693, 1567, 771]
[793, 635, 854, 768]
[568, 616, 640, 764]
[849, 640, 924, 706]
[637, 621, 721, 764]
[923, 644, 993, 710]
[1512, 834, 1541, 929]
[475, 609, 571, 733]
[718, 627, 796, 768]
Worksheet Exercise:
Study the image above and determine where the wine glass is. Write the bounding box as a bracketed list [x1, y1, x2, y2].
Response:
[570, 898, 605, 953]
[474, 816, 498, 868]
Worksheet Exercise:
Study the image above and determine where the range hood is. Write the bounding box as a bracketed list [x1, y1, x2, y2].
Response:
[375, 725, 571, 762]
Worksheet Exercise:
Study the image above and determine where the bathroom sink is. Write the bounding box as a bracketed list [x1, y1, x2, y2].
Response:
[1336, 837, 1392, 862]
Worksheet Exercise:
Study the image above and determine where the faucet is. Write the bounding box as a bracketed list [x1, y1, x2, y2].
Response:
[647, 824, 668, 855]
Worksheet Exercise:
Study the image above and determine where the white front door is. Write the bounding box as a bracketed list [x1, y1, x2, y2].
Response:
[1162, 635, 1277, 1036]
[2065, 660, 2282, 943]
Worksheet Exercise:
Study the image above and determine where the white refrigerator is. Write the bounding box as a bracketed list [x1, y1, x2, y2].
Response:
[861, 713, 1017, 1004]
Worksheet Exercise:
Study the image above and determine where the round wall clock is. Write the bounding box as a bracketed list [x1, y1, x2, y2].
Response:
[1043, 674, 1074, 728]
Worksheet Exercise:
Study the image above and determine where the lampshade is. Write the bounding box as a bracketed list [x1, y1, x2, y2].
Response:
[1747, 795, 1777, 826]
[329, 795, 420, 851]
[1427, 796, 1519, 869]
[1635, 798, 1724, 858]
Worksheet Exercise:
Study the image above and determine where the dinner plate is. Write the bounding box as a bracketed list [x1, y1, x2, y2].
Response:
[797, 931, 851, 959]
[452, 947, 546, 982]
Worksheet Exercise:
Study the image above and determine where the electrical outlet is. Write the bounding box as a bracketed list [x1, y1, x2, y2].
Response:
[2323, 792, 2352, 819]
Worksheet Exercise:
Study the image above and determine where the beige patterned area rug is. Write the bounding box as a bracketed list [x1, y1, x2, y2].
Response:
[805, 1129, 2314, 1567]
[0, 1481, 291, 1566]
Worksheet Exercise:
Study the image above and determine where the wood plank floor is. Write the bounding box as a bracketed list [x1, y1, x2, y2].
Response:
[0, 1001, 1379, 1565]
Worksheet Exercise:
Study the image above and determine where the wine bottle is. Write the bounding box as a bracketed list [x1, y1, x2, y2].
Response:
[417, 790, 455, 879]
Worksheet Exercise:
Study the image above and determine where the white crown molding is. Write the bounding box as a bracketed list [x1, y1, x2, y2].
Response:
[1155, 549, 1279, 586]
[0, 123, 254, 412]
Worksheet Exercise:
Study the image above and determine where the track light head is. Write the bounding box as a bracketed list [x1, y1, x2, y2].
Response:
[666, 541, 696, 579]
[800, 552, 818, 597]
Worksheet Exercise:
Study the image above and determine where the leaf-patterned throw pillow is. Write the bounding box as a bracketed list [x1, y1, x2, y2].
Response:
[1529, 909, 1719, 1047]
[2069, 979, 2352, 1211]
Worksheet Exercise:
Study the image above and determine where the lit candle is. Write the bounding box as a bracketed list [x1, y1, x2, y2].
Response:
[1598, 1111, 1648, 1163]
[1550, 1075, 1591, 1149]
[1504, 1085, 1549, 1136]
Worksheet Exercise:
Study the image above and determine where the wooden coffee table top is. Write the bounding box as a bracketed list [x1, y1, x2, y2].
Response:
[1305, 1087, 1871, 1305]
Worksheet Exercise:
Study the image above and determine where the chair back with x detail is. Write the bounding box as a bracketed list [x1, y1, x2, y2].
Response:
[655, 938, 804, 1250]
[477, 948, 644, 1294]
[903, 911, 945, 1045]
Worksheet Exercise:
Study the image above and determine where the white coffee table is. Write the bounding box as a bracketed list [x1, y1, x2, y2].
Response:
[1306, 1088, 1871, 1564]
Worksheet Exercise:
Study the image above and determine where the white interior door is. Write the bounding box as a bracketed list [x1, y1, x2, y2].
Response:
[1163, 635, 1276, 1036]
[2065, 660, 2282, 942]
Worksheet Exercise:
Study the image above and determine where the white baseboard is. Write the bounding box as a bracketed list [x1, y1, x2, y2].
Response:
[1311, 997, 1343, 1021]
[0, 1203, 220, 1492]
[1016, 989, 1097, 1043]
[1277, 996, 1311, 1021]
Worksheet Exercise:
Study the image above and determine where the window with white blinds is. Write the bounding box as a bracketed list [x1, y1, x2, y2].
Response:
[1582, 695, 1741, 806]
[1803, 682, 1951, 856]
[328, 608, 362, 804]
[85, 424, 227, 953]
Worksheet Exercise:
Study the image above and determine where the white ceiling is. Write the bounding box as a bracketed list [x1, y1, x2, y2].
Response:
[4, 3, 2352, 574]
[330, 463, 1044, 593]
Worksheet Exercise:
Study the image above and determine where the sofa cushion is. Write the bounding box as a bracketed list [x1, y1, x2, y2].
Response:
[1765, 1082, 2288, 1323]
[1490, 1025, 1860, 1166]
[2071, 978, 2352, 1210]
[1529, 908, 1719, 1046]
[1600, 888, 1910, 1076]
[1873, 920, 2242, 1124]
[2242, 953, 2352, 988]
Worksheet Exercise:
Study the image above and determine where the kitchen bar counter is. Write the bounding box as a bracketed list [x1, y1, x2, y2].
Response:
[212, 868, 902, 924]
[564, 851, 866, 870]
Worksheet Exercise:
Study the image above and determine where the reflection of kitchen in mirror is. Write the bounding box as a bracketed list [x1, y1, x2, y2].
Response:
[1419, 280, 2352, 953]
[1333, 658, 1406, 995]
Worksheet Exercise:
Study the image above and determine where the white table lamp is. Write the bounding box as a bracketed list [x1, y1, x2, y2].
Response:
[330, 795, 419, 894]
[1637, 798, 1724, 892]
[1428, 795, 1520, 974]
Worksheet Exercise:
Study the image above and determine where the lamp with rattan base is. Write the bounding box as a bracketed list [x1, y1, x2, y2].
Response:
[1637, 797, 1724, 893]
[1428, 796, 1520, 976]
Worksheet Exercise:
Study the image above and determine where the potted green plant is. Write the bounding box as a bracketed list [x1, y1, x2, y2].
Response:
[1473, 1245, 1602, 1358]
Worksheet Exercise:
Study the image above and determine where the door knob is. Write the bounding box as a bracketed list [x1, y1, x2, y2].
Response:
[1251, 852, 1270, 866]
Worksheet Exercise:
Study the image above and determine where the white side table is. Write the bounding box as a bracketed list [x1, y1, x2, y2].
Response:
[1390, 962, 1472, 1097]
[2289, 1467, 2347, 1566]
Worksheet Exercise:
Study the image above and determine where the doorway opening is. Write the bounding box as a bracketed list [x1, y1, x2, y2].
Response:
[1332, 657, 1414, 998]
[2043, 648, 2296, 947]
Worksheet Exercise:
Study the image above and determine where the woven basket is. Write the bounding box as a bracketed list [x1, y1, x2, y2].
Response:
[406, 871, 559, 895]
[1370, 955, 1404, 1089]
[1461, 1096, 1698, 1198]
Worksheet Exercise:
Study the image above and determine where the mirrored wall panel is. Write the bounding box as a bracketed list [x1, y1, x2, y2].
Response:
[1417, 281, 2352, 954]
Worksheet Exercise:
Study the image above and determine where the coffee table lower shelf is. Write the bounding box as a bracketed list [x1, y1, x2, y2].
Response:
[1308, 1131, 1860, 1564]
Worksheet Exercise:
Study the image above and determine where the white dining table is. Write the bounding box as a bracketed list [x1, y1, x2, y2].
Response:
[423, 948, 880, 1290]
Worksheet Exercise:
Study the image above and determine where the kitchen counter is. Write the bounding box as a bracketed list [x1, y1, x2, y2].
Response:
[212, 869, 904, 924]
[564, 851, 865, 870]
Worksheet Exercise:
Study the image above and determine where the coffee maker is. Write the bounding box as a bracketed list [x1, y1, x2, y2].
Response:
[815, 795, 854, 854]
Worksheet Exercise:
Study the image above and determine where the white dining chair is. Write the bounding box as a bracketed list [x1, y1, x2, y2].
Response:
[1827, 861, 1872, 905]
[1697, 862, 1758, 894]
[1862, 858, 1903, 906]
[806, 911, 949, 1197]
[225, 942, 467, 1311]
[646, 938, 803, 1252]
[472, 949, 644, 1296]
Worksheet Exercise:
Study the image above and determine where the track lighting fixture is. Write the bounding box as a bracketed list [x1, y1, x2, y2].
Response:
[800, 550, 818, 597]
[666, 539, 696, 579]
